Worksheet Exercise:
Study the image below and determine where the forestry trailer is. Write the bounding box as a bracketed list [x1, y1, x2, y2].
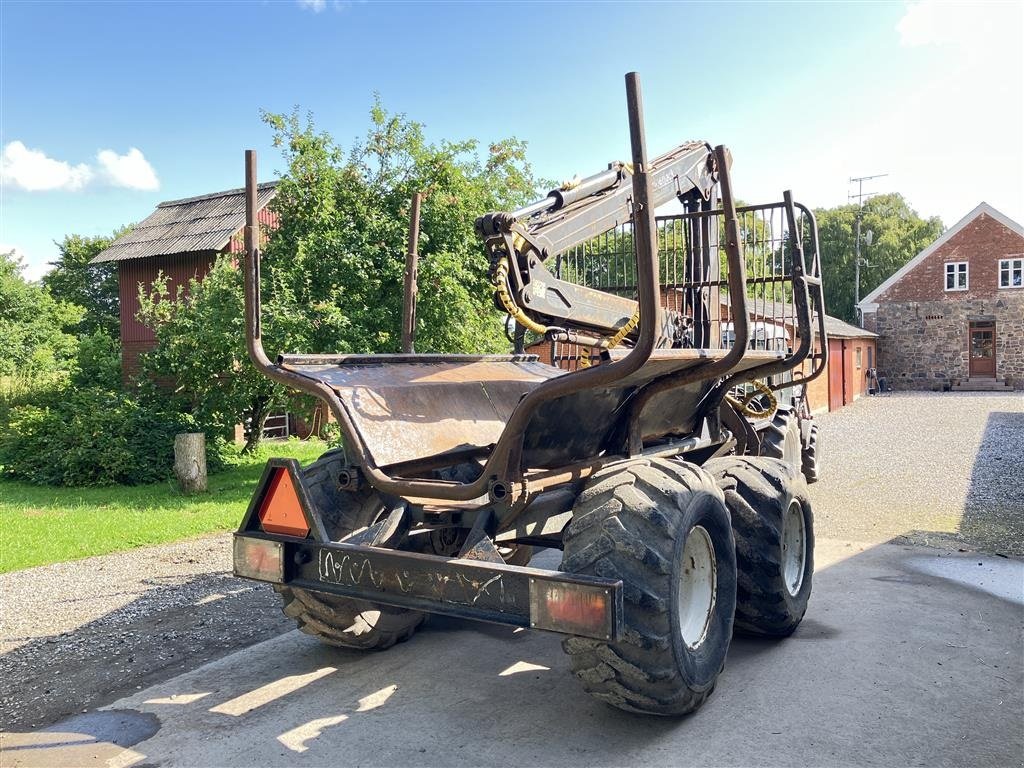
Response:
[233, 72, 827, 716]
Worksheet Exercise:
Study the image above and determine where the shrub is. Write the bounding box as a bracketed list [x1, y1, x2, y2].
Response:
[72, 330, 122, 390]
[0, 387, 227, 486]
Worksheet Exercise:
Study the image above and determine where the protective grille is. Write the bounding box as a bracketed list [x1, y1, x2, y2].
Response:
[551, 201, 821, 353]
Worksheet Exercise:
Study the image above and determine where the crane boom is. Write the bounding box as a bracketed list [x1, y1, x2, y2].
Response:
[476, 141, 721, 348]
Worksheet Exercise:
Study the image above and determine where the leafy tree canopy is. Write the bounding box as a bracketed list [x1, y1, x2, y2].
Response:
[815, 194, 944, 323]
[260, 100, 543, 355]
[0, 251, 82, 379]
[43, 229, 127, 338]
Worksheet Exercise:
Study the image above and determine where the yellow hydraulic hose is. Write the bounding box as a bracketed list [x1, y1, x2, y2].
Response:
[725, 378, 778, 419]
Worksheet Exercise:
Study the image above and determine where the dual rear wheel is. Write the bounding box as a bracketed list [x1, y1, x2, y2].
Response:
[560, 455, 813, 716]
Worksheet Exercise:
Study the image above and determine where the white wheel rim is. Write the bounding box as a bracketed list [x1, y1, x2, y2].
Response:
[678, 525, 717, 649]
[783, 500, 806, 596]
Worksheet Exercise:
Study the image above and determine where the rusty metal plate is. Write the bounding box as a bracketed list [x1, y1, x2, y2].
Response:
[288, 359, 563, 467]
[606, 347, 784, 387]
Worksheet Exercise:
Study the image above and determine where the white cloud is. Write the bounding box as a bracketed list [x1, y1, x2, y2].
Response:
[97, 147, 159, 190]
[1, 142, 159, 193]
[297, 0, 326, 11]
[0, 243, 48, 281]
[896, 1, 1018, 49]
[1, 141, 92, 192]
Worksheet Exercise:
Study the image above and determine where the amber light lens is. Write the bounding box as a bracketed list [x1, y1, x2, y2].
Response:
[530, 580, 613, 639]
[233, 536, 284, 583]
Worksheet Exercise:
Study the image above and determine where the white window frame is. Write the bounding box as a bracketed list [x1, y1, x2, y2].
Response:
[945, 261, 969, 291]
[998, 256, 1023, 289]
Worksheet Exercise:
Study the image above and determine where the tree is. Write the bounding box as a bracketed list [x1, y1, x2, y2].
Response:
[815, 194, 944, 323]
[138, 102, 542, 453]
[261, 102, 543, 356]
[43, 229, 127, 337]
[0, 251, 82, 379]
[136, 260, 286, 454]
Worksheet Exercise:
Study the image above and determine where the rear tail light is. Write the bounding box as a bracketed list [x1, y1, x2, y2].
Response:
[233, 536, 284, 583]
[529, 579, 617, 640]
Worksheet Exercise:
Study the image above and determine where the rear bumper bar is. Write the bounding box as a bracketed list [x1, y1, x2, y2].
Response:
[234, 533, 623, 641]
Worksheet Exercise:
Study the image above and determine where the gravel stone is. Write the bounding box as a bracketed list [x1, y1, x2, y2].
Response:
[0, 534, 290, 731]
[807, 391, 1024, 555]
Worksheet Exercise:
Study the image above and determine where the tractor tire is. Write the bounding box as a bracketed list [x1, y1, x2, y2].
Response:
[274, 451, 424, 651]
[703, 456, 814, 637]
[560, 458, 737, 716]
[801, 421, 821, 484]
[760, 408, 802, 469]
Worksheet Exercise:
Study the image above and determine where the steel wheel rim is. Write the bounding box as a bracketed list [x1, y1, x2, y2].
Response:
[678, 525, 717, 649]
[783, 500, 806, 596]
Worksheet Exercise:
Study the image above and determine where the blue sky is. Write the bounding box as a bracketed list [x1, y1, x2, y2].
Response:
[2, 1, 1021, 279]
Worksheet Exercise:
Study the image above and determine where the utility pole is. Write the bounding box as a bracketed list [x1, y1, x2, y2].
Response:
[849, 173, 887, 325]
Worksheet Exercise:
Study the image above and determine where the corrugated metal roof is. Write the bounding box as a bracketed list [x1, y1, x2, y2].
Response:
[91, 182, 278, 263]
[821, 313, 877, 339]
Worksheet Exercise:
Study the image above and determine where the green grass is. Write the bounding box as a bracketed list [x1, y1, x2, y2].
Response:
[0, 438, 329, 573]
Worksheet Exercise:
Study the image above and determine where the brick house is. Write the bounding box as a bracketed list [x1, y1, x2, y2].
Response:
[858, 202, 1023, 391]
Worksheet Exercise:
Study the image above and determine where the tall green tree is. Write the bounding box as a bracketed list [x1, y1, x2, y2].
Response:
[137, 101, 542, 452]
[261, 102, 542, 356]
[0, 251, 82, 379]
[43, 229, 127, 337]
[815, 194, 944, 323]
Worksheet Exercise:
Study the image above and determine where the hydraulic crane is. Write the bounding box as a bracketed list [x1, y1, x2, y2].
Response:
[476, 141, 722, 350]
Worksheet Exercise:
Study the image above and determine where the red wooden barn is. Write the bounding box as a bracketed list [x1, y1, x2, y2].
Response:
[91, 183, 278, 379]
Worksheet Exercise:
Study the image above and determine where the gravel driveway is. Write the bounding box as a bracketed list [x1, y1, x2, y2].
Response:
[807, 391, 1024, 555]
[2, 391, 1020, 732]
[0, 536, 289, 731]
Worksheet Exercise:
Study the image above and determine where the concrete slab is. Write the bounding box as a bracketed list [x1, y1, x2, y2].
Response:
[3, 540, 1021, 768]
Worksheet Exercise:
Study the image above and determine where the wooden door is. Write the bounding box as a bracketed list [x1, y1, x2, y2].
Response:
[969, 322, 996, 378]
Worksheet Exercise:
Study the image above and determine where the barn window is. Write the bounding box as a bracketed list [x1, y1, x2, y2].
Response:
[855, 347, 862, 369]
[999, 257, 1023, 288]
[945, 262, 968, 291]
[867, 346, 874, 369]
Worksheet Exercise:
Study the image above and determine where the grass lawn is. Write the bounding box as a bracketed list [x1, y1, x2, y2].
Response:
[0, 439, 328, 573]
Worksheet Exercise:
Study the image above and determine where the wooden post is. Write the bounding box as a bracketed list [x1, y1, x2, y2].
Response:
[402, 192, 422, 354]
[174, 433, 208, 494]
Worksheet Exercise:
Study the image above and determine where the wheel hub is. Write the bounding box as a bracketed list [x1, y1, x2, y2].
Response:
[678, 525, 717, 649]
[782, 500, 807, 596]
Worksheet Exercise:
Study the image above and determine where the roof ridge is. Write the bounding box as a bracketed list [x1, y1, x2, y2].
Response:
[859, 201, 1024, 311]
[157, 181, 279, 208]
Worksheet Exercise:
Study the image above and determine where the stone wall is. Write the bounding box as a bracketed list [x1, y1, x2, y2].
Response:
[871, 294, 1024, 389]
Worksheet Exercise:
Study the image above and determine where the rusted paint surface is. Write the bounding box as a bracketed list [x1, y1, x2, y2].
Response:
[287, 359, 563, 467]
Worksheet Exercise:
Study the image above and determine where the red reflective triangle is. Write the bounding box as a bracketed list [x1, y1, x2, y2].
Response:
[257, 468, 310, 537]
